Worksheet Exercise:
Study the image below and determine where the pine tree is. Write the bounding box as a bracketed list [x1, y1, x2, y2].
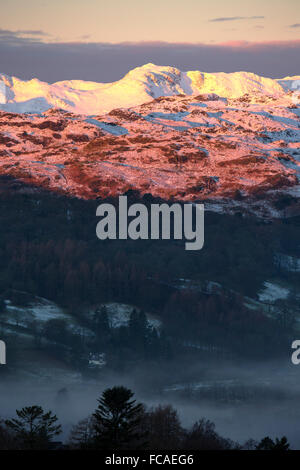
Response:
[5, 406, 61, 450]
[129, 309, 150, 354]
[92, 386, 145, 449]
[94, 306, 110, 347]
[94, 306, 110, 334]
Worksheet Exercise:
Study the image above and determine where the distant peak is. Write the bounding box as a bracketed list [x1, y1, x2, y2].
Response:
[0, 65, 298, 114]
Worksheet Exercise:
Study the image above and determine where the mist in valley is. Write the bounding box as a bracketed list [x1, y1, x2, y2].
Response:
[1, 354, 300, 448]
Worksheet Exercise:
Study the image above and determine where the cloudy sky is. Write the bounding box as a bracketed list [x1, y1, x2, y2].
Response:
[0, 0, 299, 81]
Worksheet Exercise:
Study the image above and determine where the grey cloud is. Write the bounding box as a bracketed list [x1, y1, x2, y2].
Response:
[0, 28, 49, 42]
[0, 39, 299, 83]
[18, 30, 49, 36]
[209, 16, 265, 22]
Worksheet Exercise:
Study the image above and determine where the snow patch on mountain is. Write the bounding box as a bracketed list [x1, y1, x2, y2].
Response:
[0, 64, 299, 115]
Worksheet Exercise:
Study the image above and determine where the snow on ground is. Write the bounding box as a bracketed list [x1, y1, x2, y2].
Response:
[258, 281, 290, 303]
[0, 65, 299, 115]
[94, 303, 162, 330]
[2, 298, 161, 349]
[0, 77, 299, 217]
[84, 118, 128, 135]
[146, 111, 190, 122]
[275, 253, 300, 273]
[163, 379, 239, 393]
[3, 298, 93, 336]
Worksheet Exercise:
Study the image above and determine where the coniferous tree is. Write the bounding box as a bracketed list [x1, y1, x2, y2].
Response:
[94, 306, 110, 334]
[92, 386, 145, 449]
[94, 306, 111, 349]
[5, 406, 61, 450]
[129, 309, 150, 355]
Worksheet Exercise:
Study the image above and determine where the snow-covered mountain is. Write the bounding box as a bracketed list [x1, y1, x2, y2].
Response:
[0, 86, 299, 218]
[0, 63, 299, 218]
[0, 63, 299, 115]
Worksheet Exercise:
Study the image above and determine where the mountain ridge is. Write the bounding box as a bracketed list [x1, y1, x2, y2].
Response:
[0, 64, 299, 115]
[0, 88, 299, 218]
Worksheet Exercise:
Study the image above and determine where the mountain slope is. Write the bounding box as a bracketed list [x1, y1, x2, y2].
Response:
[0, 90, 299, 218]
[0, 64, 299, 115]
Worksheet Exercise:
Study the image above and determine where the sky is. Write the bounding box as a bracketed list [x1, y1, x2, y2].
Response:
[0, 0, 299, 81]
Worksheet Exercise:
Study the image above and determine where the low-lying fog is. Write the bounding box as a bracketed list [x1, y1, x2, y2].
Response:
[1, 356, 300, 448]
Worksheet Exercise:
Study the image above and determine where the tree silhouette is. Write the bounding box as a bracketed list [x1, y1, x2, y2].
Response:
[145, 404, 183, 449]
[184, 418, 233, 450]
[129, 309, 150, 354]
[256, 436, 290, 450]
[94, 306, 111, 347]
[92, 386, 145, 449]
[273, 437, 290, 450]
[68, 416, 96, 449]
[5, 405, 61, 450]
[0, 420, 15, 450]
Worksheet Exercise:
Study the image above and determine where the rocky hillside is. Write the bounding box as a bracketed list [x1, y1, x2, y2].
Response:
[0, 88, 299, 217]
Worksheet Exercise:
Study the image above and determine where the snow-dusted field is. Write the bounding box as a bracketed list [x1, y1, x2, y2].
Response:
[3, 297, 92, 336]
[258, 281, 290, 303]
[275, 253, 300, 273]
[2, 296, 162, 343]
[89, 302, 162, 329]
